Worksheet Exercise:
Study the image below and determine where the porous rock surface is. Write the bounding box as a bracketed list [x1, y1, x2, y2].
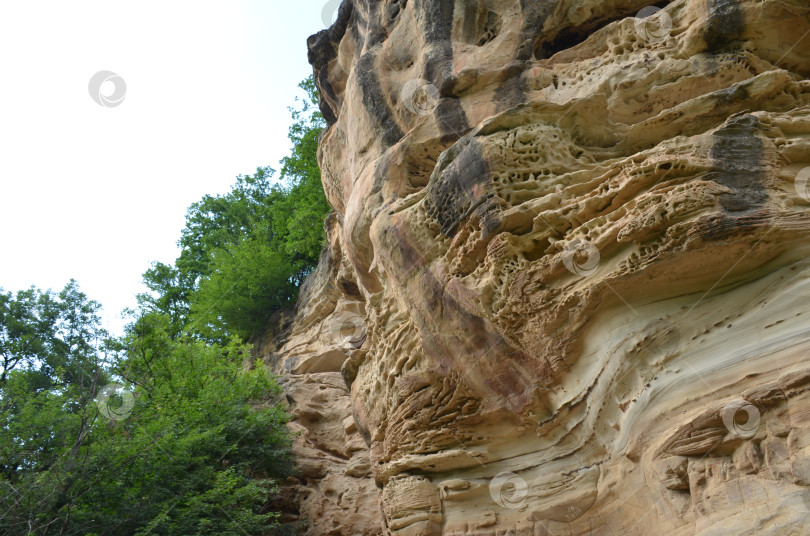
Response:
[266, 0, 810, 534]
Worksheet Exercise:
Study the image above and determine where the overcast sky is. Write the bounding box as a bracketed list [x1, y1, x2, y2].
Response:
[0, 0, 335, 334]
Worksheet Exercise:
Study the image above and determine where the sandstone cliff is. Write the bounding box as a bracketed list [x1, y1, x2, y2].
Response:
[267, 0, 810, 534]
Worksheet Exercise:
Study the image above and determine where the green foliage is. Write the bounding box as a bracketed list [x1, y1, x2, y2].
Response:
[277, 77, 329, 263]
[0, 281, 112, 533]
[0, 281, 109, 389]
[0, 285, 292, 535]
[191, 231, 299, 340]
[0, 77, 323, 534]
[140, 76, 330, 340]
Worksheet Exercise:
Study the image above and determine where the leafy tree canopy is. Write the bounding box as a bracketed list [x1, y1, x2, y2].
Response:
[0, 76, 328, 535]
[0, 285, 292, 535]
[140, 76, 330, 340]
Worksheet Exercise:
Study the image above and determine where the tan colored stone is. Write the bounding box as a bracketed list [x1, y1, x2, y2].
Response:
[278, 372, 381, 535]
[268, 0, 810, 533]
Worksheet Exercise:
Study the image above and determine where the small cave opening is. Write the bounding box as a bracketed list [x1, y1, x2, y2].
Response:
[533, 1, 671, 60]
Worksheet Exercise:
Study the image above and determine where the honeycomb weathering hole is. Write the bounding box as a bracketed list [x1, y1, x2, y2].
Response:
[534, 1, 671, 59]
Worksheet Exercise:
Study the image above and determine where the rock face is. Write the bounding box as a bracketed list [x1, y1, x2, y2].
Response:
[269, 0, 810, 534]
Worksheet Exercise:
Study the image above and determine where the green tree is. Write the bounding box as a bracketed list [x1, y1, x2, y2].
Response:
[140, 76, 330, 340]
[276, 76, 331, 264]
[0, 281, 114, 533]
[0, 285, 292, 535]
[0, 75, 323, 535]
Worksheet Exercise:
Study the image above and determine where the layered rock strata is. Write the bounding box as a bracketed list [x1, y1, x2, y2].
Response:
[268, 0, 810, 534]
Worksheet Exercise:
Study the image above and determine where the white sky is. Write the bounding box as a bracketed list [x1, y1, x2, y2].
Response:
[0, 0, 336, 335]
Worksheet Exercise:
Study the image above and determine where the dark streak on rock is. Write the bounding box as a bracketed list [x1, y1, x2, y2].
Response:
[349, 3, 365, 46]
[702, 114, 768, 240]
[492, 0, 559, 110]
[517, 0, 559, 62]
[309, 0, 405, 146]
[709, 114, 767, 212]
[434, 98, 469, 144]
[308, 0, 355, 125]
[349, 1, 407, 148]
[383, 0, 407, 33]
[705, 0, 745, 52]
[426, 137, 491, 237]
[338, 279, 363, 300]
[362, 0, 389, 49]
[494, 68, 530, 112]
[697, 212, 770, 242]
[420, 0, 471, 140]
[356, 51, 405, 148]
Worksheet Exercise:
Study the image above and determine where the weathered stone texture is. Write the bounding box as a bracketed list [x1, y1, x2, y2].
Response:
[270, 0, 810, 534]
